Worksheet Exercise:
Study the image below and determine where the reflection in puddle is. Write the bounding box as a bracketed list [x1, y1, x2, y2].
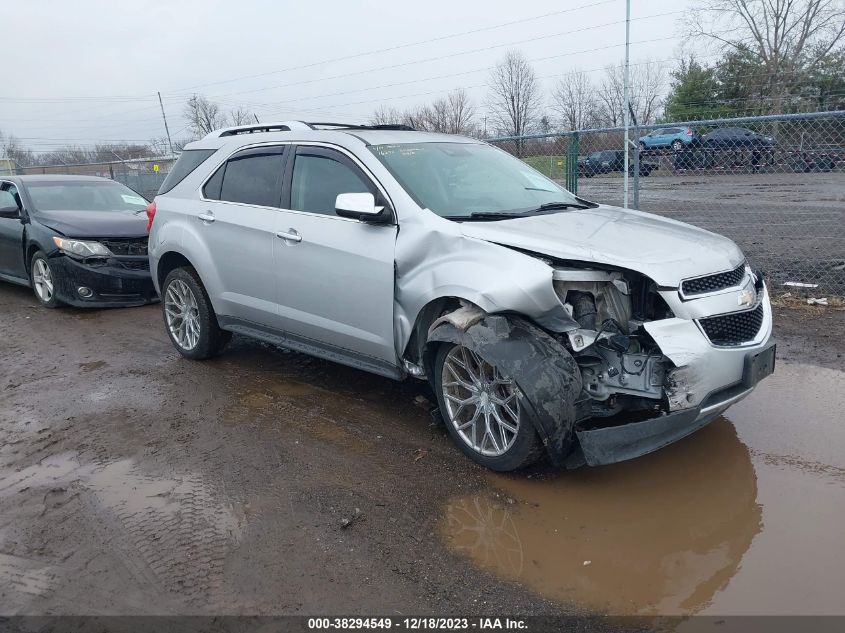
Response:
[441, 419, 761, 615]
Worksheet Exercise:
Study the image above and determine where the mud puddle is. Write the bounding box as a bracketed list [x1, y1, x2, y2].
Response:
[440, 362, 845, 615]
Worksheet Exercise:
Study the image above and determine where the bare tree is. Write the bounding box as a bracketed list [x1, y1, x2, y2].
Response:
[440, 89, 477, 135]
[487, 51, 542, 145]
[227, 106, 253, 127]
[184, 94, 225, 137]
[688, 0, 845, 106]
[596, 62, 665, 127]
[0, 131, 34, 168]
[551, 70, 597, 131]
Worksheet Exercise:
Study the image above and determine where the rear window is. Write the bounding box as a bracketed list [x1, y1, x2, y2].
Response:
[158, 149, 216, 195]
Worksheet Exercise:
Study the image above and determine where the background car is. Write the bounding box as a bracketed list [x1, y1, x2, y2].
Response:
[700, 127, 776, 149]
[0, 175, 157, 308]
[578, 150, 657, 177]
[638, 126, 700, 152]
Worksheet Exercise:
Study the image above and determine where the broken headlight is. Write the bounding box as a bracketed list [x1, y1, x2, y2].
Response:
[53, 236, 111, 258]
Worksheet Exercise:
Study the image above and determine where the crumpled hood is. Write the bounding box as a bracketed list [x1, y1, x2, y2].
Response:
[460, 205, 744, 287]
[34, 209, 148, 238]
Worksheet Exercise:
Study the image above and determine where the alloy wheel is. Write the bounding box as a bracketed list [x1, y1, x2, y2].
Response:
[441, 345, 520, 457]
[32, 259, 54, 303]
[164, 279, 201, 350]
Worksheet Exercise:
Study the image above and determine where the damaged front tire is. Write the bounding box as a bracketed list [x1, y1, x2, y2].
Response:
[434, 343, 543, 471]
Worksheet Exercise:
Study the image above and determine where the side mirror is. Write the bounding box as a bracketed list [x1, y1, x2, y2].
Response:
[335, 192, 390, 223]
[0, 205, 20, 219]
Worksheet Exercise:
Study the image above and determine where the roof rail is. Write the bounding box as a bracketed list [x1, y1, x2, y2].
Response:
[210, 121, 313, 138]
[304, 122, 416, 131]
[206, 120, 416, 139]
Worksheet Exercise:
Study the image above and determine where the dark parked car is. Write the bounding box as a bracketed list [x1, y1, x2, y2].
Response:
[0, 175, 157, 308]
[701, 127, 776, 149]
[578, 150, 657, 177]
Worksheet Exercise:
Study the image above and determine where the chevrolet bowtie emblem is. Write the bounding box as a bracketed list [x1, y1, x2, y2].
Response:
[738, 289, 755, 307]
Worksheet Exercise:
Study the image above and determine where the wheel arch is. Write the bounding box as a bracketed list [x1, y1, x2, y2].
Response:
[427, 312, 583, 465]
[155, 250, 195, 290]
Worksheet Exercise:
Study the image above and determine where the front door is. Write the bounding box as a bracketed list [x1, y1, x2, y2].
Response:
[273, 145, 398, 373]
[0, 182, 27, 281]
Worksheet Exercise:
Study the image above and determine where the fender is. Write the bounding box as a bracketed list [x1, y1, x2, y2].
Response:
[427, 315, 582, 465]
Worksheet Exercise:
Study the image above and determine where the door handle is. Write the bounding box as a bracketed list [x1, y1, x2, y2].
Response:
[276, 229, 302, 243]
[197, 211, 215, 223]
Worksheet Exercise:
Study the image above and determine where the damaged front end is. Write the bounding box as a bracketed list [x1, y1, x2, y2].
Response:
[552, 264, 774, 467]
[423, 259, 775, 469]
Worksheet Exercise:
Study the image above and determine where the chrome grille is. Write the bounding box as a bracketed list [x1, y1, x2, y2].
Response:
[682, 263, 746, 296]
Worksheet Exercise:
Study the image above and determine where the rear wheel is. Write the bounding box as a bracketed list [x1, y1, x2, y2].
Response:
[671, 139, 684, 151]
[433, 343, 542, 471]
[29, 251, 62, 308]
[162, 267, 231, 359]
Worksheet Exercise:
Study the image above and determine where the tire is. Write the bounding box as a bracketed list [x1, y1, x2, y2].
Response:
[161, 267, 231, 360]
[671, 139, 684, 151]
[433, 343, 542, 472]
[638, 142, 646, 152]
[29, 251, 62, 308]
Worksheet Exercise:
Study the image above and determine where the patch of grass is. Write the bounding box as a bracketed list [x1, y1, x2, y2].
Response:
[521, 155, 569, 180]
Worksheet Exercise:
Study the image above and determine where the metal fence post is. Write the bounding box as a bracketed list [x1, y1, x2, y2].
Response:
[632, 125, 640, 210]
[566, 132, 579, 194]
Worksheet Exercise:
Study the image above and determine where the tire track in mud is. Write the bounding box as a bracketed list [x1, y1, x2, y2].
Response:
[79, 458, 244, 606]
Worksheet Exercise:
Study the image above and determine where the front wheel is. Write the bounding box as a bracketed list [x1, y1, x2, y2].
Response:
[433, 343, 542, 471]
[30, 251, 62, 308]
[162, 267, 231, 359]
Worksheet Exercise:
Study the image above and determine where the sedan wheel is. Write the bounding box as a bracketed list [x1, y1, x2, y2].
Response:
[672, 140, 684, 151]
[29, 251, 62, 308]
[440, 345, 520, 457]
[33, 258, 54, 303]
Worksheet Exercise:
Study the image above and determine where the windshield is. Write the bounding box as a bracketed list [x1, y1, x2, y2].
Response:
[26, 181, 148, 212]
[369, 142, 582, 218]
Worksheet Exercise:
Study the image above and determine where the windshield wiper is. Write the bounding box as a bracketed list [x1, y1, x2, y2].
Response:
[452, 211, 533, 221]
[447, 202, 590, 221]
[536, 201, 589, 210]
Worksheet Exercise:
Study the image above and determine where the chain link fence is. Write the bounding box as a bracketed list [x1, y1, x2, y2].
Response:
[9, 157, 174, 200]
[490, 111, 845, 296]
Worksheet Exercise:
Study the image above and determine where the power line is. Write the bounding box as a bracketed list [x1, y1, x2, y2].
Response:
[198, 11, 683, 102]
[162, 0, 619, 95]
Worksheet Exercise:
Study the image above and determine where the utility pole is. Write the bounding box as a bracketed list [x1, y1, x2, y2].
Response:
[157, 92, 174, 156]
[623, 0, 631, 208]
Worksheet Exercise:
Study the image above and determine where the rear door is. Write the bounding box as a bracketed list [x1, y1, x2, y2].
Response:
[198, 145, 287, 327]
[0, 182, 27, 281]
[272, 144, 399, 372]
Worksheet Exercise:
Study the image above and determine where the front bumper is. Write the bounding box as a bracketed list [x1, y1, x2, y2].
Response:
[50, 255, 158, 308]
[571, 280, 775, 467]
[576, 339, 776, 466]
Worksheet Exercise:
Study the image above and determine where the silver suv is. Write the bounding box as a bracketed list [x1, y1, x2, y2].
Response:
[148, 122, 775, 471]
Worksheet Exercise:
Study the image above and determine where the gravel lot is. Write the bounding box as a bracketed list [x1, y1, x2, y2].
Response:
[579, 171, 845, 294]
[1, 284, 844, 620]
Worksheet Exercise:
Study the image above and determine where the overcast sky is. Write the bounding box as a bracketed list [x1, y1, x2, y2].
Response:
[4, 0, 697, 152]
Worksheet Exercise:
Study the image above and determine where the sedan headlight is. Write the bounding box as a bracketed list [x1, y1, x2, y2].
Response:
[52, 236, 111, 257]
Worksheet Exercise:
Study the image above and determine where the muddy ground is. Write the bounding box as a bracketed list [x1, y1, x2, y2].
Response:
[1, 282, 844, 618]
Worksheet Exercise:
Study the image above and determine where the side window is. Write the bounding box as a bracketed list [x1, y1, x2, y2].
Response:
[0, 188, 17, 210]
[289, 149, 373, 216]
[203, 163, 225, 200]
[218, 147, 284, 207]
